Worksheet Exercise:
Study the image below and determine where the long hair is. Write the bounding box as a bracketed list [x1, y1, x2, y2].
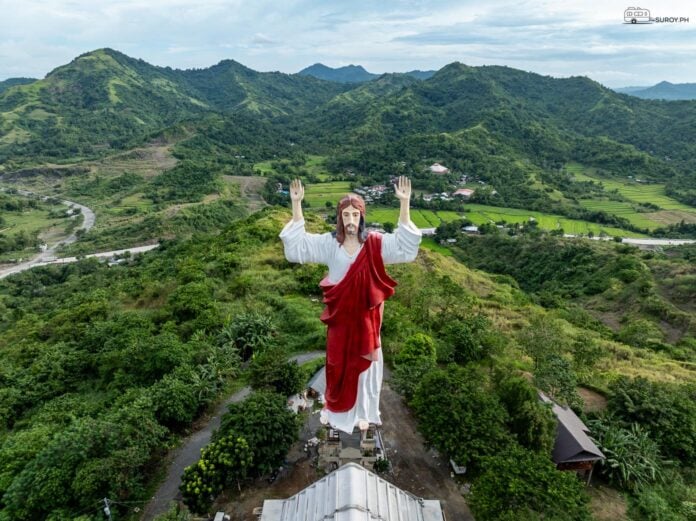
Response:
[335, 194, 367, 244]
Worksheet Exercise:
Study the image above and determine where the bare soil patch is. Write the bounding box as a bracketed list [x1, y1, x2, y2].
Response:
[92, 144, 178, 178]
[578, 386, 608, 413]
[587, 482, 628, 521]
[223, 175, 267, 212]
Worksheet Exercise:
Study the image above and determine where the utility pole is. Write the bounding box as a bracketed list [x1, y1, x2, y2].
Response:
[103, 498, 112, 521]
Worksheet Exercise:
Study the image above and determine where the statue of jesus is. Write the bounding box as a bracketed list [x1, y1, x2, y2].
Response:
[279, 177, 421, 434]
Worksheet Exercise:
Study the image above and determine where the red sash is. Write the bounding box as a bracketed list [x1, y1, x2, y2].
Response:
[320, 233, 397, 413]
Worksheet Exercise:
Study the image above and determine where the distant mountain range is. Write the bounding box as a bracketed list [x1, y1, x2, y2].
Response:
[614, 81, 696, 100]
[1, 48, 695, 209]
[298, 63, 436, 83]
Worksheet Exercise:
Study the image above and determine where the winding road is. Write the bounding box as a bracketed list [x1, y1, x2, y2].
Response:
[0, 188, 159, 280]
[140, 351, 325, 521]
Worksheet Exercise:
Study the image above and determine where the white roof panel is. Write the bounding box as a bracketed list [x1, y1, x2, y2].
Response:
[261, 463, 444, 521]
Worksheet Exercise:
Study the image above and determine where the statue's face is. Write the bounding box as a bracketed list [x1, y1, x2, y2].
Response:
[341, 204, 361, 237]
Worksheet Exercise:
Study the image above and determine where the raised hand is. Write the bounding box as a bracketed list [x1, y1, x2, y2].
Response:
[394, 176, 411, 201]
[290, 178, 304, 202]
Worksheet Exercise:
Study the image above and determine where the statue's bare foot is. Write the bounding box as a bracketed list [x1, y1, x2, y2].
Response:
[320, 409, 329, 425]
[358, 420, 369, 432]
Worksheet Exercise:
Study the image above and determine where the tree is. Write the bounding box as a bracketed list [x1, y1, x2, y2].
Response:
[391, 333, 437, 401]
[534, 354, 582, 409]
[607, 377, 696, 465]
[442, 313, 499, 365]
[248, 348, 303, 396]
[495, 374, 556, 454]
[180, 435, 252, 514]
[469, 444, 591, 521]
[517, 315, 571, 369]
[412, 365, 512, 469]
[217, 391, 299, 475]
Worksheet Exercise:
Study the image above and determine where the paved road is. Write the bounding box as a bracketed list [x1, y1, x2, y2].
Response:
[0, 187, 98, 279]
[141, 351, 325, 521]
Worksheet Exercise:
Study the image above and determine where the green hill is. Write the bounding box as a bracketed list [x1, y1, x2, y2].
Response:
[0, 49, 347, 166]
[0, 78, 36, 95]
[0, 208, 694, 519]
[298, 63, 378, 83]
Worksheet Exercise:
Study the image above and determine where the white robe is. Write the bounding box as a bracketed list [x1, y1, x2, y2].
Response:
[280, 219, 421, 433]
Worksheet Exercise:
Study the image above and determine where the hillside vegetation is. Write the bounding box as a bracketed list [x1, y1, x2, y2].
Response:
[0, 210, 694, 520]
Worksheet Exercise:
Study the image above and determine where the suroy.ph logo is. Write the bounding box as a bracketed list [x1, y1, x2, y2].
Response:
[624, 6, 651, 23]
[623, 7, 690, 24]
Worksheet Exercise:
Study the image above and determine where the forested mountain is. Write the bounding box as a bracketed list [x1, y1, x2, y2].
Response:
[298, 63, 378, 83]
[177, 59, 348, 114]
[0, 49, 346, 166]
[615, 81, 696, 100]
[1, 48, 696, 521]
[296, 62, 696, 205]
[2, 50, 696, 206]
[298, 63, 436, 83]
[0, 78, 36, 95]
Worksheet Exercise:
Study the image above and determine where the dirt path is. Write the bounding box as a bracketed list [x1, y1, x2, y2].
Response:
[140, 351, 324, 521]
[220, 369, 474, 521]
[380, 378, 474, 521]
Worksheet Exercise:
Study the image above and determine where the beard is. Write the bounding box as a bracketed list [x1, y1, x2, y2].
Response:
[345, 224, 358, 235]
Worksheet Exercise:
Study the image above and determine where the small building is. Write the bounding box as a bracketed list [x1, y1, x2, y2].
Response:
[428, 163, 449, 174]
[463, 225, 479, 234]
[453, 188, 475, 198]
[307, 366, 326, 402]
[258, 462, 445, 521]
[539, 392, 605, 484]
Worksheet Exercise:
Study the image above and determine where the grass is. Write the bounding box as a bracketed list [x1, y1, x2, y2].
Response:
[567, 162, 696, 229]
[304, 181, 352, 207]
[465, 203, 647, 237]
[0, 206, 70, 261]
[420, 237, 453, 256]
[253, 155, 331, 181]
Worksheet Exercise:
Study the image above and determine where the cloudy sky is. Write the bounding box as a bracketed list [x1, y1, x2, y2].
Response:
[1, 0, 695, 87]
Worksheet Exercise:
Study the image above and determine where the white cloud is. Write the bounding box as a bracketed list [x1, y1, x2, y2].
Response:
[0, 0, 694, 86]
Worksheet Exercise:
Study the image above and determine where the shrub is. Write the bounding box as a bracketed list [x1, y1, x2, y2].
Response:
[495, 374, 557, 454]
[588, 416, 665, 491]
[469, 444, 591, 521]
[248, 348, 304, 396]
[412, 365, 512, 469]
[217, 391, 299, 475]
[180, 435, 252, 514]
[607, 377, 696, 466]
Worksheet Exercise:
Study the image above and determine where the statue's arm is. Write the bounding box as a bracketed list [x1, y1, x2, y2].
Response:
[280, 179, 331, 265]
[394, 176, 412, 226]
[382, 176, 421, 264]
[290, 178, 304, 222]
[280, 221, 332, 264]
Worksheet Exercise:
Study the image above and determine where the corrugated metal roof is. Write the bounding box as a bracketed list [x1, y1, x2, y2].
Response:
[308, 366, 326, 395]
[539, 391, 605, 464]
[260, 463, 444, 521]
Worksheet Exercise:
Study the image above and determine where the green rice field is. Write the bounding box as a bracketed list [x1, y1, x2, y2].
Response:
[304, 181, 649, 238]
[364, 205, 645, 238]
[566, 162, 696, 229]
[304, 181, 352, 207]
